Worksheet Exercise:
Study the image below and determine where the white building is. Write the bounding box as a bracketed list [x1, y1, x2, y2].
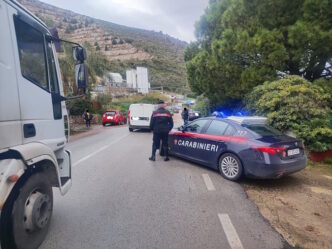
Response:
[136, 67, 150, 94]
[104, 72, 124, 87]
[126, 67, 150, 94]
[126, 69, 137, 88]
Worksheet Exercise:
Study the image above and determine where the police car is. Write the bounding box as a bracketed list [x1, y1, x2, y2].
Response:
[168, 116, 306, 181]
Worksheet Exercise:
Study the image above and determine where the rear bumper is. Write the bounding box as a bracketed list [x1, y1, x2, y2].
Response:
[244, 157, 307, 179]
[129, 125, 150, 130]
[102, 120, 118, 124]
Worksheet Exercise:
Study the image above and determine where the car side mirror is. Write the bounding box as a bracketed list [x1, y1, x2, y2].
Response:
[75, 63, 88, 93]
[178, 126, 185, 132]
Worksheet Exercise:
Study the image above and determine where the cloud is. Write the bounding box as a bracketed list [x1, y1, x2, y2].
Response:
[42, 0, 209, 42]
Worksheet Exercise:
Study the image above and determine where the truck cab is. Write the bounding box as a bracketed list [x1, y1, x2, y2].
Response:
[0, 1, 87, 248]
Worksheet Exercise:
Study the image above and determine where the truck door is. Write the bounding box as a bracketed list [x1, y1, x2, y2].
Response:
[12, 14, 66, 147]
[0, 2, 22, 149]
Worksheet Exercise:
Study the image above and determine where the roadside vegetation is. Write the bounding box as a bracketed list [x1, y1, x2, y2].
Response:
[185, 0, 332, 153]
[185, 1, 332, 248]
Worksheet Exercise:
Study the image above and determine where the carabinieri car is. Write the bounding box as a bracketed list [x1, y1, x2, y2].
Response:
[168, 116, 306, 181]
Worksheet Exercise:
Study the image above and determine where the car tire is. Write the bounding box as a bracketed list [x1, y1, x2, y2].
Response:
[218, 153, 243, 181]
[0, 171, 53, 249]
[102, 123, 106, 127]
[129, 127, 133, 132]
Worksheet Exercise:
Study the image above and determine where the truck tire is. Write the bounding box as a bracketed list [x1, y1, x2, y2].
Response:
[0, 171, 53, 249]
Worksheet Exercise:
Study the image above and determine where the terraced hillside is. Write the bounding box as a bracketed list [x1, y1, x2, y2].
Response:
[18, 0, 188, 92]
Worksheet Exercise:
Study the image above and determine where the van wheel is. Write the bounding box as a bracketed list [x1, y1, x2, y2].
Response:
[0, 172, 53, 249]
[129, 128, 133, 132]
[218, 153, 243, 181]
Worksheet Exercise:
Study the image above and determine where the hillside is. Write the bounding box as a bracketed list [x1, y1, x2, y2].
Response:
[18, 0, 188, 92]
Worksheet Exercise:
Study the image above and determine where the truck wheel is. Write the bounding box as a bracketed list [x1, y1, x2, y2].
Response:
[0, 172, 53, 249]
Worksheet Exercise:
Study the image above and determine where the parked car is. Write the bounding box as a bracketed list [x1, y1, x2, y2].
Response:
[189, 110, 201, 121]
[168, 116, 306, 181]
[102, 110, 126, 126]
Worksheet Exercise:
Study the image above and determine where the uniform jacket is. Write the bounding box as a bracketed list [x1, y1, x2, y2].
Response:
[150, 107, 174, 133]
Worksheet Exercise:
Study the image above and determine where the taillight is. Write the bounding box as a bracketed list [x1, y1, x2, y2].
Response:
[128, 110, 130, 119]
[252, 146, 285, 155]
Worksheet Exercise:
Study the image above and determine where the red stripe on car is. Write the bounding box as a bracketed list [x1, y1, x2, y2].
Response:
[169, 131, 247, 143]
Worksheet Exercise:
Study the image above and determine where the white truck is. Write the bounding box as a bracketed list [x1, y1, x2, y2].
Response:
[0, 1, 88, 248]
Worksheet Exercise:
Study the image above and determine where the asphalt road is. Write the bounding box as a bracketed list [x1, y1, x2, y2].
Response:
[39, 124, 288, 249]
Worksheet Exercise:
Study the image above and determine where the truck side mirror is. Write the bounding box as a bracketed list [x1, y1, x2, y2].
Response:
[73, 46, 87, 62]
[75, 63, 88, 93]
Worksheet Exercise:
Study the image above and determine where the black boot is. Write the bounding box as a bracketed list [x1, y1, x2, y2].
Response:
[163, 146, 169, 161]
[149, 145, 157, 161]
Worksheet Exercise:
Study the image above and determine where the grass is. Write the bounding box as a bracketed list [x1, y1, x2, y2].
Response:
[306, 160, 332, 176]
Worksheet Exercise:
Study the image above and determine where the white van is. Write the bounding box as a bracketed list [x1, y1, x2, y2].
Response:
[128, 104, 156, 131]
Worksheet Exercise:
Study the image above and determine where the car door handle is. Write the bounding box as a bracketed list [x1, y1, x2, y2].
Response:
[23, 123, 36, 138]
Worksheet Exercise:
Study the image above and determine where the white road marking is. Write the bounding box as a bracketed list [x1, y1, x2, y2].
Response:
[218, 213, 244, 249]
[202, 173, 216, 191]
[73, 134, 129, 167]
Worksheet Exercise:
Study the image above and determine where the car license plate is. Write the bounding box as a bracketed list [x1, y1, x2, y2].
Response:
[288, 148, 300, 156]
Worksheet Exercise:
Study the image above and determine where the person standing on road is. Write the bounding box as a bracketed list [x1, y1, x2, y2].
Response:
[149, 100, 174, 162]
[83, 109, 93, 128]
[181, 107, 189, 125]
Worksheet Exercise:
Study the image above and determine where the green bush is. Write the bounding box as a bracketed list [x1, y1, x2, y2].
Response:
[67, 98, 92, 116]
[246, 75, 332, 152]
[194, 95, 210, 117]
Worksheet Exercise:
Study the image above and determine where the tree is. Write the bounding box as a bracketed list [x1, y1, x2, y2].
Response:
[185, 0, 332, 107]
[246, 76, 332, 152]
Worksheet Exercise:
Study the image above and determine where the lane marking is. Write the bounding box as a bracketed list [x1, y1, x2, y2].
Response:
[218, 213, 244, 249]
[202, 173, 216, 191]
[73, 134, 129, 167]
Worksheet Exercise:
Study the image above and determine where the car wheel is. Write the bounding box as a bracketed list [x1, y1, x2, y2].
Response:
[129, 127, 133, 132]
[218, 153, 243, 181]
[0, 172, 53, 249]
[102, 123, 106, 127]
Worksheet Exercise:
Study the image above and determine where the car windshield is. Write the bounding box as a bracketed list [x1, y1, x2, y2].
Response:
[243, 124, 282, 137]
[106, 111, 116, 115]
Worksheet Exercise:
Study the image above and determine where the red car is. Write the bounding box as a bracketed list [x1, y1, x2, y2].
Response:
[102, 110, 126, 126]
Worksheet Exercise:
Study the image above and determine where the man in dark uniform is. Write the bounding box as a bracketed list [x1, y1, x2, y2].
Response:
[149, 100, 174, 161]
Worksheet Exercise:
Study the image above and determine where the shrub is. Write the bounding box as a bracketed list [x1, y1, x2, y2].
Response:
[246, 75, 332, 152]
[194, 95, 210, 117]
[67, 98, 92, 116]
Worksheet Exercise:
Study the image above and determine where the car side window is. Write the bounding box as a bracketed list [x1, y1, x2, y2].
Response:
[205, 120, 229, 136]
[224, 124, 236, 136]
[185, 119, 208, 133]
[14, 17, 48, 91]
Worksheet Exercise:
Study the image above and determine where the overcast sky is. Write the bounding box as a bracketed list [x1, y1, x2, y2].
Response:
[42, 0, 209, 42]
